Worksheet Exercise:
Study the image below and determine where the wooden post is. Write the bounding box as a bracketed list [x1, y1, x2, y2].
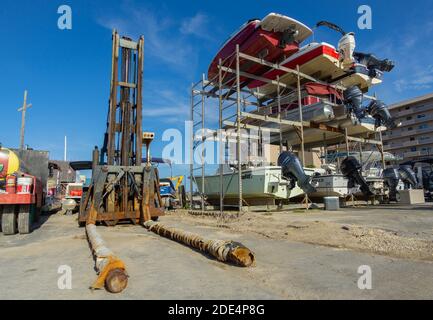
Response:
[18, 90, 32, 150]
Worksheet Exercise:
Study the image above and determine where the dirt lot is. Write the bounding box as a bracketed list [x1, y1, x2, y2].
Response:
[1, 204, 433, 299]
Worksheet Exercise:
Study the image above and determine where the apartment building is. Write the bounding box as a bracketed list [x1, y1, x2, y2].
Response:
[382, 92, 433, 161]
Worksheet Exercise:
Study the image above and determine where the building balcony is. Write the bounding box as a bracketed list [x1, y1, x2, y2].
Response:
[392, 104, 433, 118]
[383, 127, 433, 141]
[397, 114, 433, 128]
[384, 137, 433, 151]
[403, 150, 433, 159]
[397, 115, 433, 128]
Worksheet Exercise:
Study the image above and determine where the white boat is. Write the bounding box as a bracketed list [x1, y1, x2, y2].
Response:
[310, 174, 349, 198]
[248, 42, 384, 96]
[279, 116, 381, 147]
[310, 164, 391, 199]
[194, 165, 318, 206]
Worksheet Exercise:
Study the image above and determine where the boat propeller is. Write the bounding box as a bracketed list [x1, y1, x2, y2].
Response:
[278, 151, 317, 194]
[341, 157, 374, 197]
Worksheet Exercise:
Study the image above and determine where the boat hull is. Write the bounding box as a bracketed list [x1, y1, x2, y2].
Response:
[249, 42, 382, 95]
[194, 166, 318, 206]
[310, 174, 349, 198]
[208, 14, 313, 87]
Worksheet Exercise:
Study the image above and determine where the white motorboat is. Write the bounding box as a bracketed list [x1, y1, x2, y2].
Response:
[194, 160, 319, 206]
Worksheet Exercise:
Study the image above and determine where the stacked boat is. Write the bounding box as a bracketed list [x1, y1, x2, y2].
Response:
[198, 13, 399, 205]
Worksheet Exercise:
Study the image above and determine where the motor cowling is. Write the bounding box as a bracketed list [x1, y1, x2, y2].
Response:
[341, 157, 373, 196]
[338, 32, 356, 68]
[278, 151, 316, 194]
[343, 86, 365, 121]
[398, 165, 418, 188]
[422, 171, 433, 192]
[367, 100, 397, 129]
[279, 26, 299, 48]
[383, 168, 400, 201]
[353, 52, 395, 73]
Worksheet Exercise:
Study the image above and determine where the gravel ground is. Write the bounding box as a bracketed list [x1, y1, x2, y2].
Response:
[0, 204, 432, 299]
[170, 208, 433, 261]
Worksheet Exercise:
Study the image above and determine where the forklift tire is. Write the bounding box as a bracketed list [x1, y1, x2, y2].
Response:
[2, 205, 17, 235]
[18, 205, 31, 234]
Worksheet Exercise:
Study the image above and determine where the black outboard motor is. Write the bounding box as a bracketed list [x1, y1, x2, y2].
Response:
[278, 152, 317, 194]
[341, 157, 374, 196]
[344, 86, 365, 121]
[383, 168, 400, 201]
[353, 52, 395, 73]
[422, 170, 433, 192]
[398, 165, 418, 188]
[279, 26, 299, 48]
[367, 100, 397, 129]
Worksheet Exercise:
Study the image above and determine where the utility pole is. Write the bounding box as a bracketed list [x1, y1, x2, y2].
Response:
[64, 136, 67, 161]
[17, 90, 32, 150]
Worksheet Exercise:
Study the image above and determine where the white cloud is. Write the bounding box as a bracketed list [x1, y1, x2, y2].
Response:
[395, 65, 433, 92]
[180, 13, 211, 39]
[364, 19, 433, 100]
[97, 6, 198, 69]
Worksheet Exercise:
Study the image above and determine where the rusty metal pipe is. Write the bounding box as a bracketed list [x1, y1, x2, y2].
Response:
[143, 221, 255, 267]
[86, 224, 128, 293]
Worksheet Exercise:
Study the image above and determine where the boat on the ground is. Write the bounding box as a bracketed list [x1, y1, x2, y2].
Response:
[194, 153, 319, 206]
[195, 166, 290, 206]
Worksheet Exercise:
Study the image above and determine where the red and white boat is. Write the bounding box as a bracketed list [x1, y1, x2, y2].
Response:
[248, 41, 383, 96]
[207, 13, 313, 86]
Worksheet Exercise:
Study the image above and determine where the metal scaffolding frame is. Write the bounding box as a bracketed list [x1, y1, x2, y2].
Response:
[190, 45, 386, 213]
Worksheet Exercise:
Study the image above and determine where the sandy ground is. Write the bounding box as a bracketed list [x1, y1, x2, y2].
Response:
[0, 204, 433, 299]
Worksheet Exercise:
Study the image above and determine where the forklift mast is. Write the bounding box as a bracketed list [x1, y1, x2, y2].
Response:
[79, 30, 164, 226]
[104, 30, 143, 167]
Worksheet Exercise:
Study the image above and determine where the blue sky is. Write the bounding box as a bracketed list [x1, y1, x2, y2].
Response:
[1, 0, 433, 178]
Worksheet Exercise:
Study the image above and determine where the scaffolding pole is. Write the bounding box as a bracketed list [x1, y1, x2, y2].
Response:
[189, 84, 194, 210]
[236, 45, 243, 213]
[189, 43, 386, 214]
[201, 74, 206, 212]
[218, 59, 224, 215]
[296, 65, 305, 166]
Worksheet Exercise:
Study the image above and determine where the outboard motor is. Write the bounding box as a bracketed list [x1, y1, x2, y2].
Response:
[398, 165, 418, 189]
[367, 100, 397, 129]
[341, 157, 373, 196]
[278, 152, 316, 194]
[315, 21, 355, 69]
[344, 86, 365, 121]
[338, 32, 356, 69]
[383, 168, 400, 201]
[422, 170, 433, 192]
[353, 52, 395, 73]
[279, 26, 299, 48]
